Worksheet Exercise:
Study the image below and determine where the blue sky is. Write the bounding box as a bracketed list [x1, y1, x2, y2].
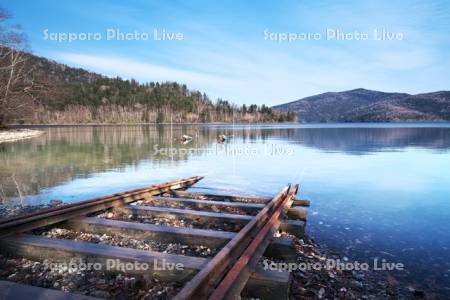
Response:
[2, 0, 450, 106]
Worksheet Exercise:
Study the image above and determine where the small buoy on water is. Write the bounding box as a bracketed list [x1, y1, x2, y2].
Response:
[181, 134, 192, 141]
[180, 134, 193, 144]
[218, 134, 227, 143]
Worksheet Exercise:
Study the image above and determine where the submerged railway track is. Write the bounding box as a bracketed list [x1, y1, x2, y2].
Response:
[0, 176, 310, 300]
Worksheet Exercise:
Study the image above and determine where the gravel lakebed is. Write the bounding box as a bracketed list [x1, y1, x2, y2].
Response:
[0, 202, 429, 299]
[0, 200, 64, 219]
[137, 199, 255, 215]
[34, 227, 215, 258]
[0, 254, 182, 299]
[99, 209, 244, 232]
[272, 232, 424, 300]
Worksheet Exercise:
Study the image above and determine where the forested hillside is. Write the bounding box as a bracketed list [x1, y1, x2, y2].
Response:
[9, 52, 296, 124]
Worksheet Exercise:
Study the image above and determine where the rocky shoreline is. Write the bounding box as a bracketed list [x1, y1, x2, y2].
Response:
[284, 233, 417, 299]
[0, 129, 44, 143]
[0, 232, 417, 299]
[0, 203, 429, 299]
[0, 200, 63, 220]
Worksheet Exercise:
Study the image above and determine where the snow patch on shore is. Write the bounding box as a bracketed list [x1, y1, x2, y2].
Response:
[0, 129, 44, 143]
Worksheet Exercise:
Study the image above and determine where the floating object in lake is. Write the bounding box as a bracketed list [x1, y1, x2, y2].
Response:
[180, 134, 193, 144]
[218, 134, 227, 143]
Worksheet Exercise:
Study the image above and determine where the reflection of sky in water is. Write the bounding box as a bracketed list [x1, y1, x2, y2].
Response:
[1, 124, 450, 295]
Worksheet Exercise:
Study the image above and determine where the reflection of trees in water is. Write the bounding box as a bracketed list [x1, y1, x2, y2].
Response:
[0, 125, 284, 202]
[1, 126, 449, 203]
[261, 127, 450, 154]
[0, 126, 208, 202]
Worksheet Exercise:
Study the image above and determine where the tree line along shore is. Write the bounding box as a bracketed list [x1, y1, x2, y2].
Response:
[1, 45, 296, 126]
[1, 6, 295, 127]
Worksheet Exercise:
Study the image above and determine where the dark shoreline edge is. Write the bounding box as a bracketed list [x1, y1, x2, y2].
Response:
[9, 121, 450, 130]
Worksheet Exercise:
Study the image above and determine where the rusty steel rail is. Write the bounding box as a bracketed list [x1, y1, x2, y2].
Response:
[174, 184, 291, 300]
[0, 177, 306, 299]
[0, 176, 203, 238]
[210, 184, 299, 300]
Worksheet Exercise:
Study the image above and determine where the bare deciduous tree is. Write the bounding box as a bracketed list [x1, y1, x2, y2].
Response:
[0, 7, 41, 126]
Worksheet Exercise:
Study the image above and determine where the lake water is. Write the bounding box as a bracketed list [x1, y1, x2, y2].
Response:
[1, 124, 449, 296]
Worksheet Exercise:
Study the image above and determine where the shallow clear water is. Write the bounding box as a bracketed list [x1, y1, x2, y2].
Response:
[1, 124, 449, 296]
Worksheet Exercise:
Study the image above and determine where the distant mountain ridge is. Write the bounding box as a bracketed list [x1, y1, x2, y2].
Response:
[272, 88, 450, 122]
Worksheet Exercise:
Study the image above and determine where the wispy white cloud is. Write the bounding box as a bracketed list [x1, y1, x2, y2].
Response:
[40, 0, 450, 105]
[54, 52, 239, 92]
[375, 49, 435, 70]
